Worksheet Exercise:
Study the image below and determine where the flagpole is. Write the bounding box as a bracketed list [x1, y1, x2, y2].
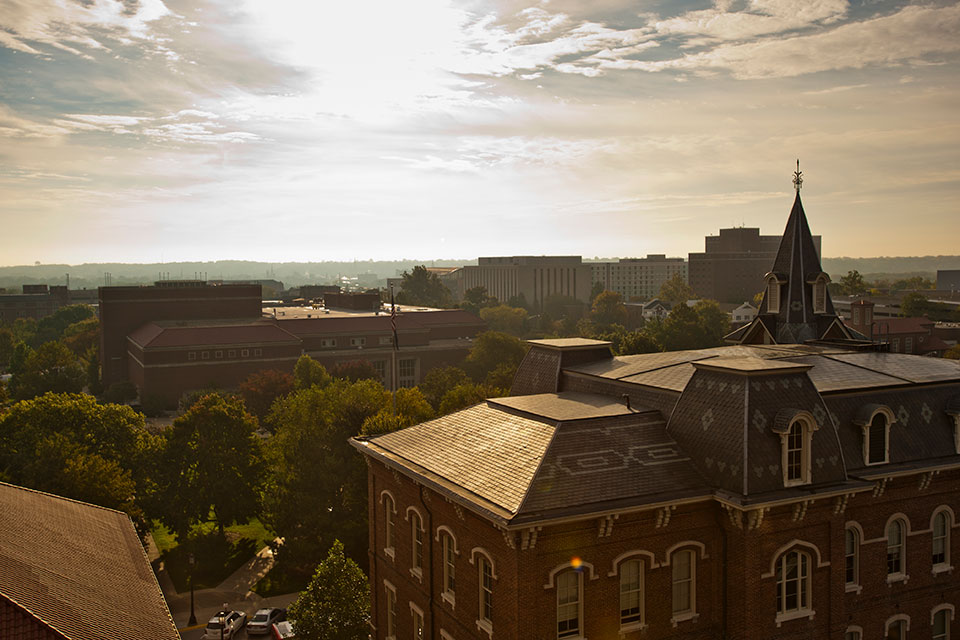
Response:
[390, 286, 398, 418]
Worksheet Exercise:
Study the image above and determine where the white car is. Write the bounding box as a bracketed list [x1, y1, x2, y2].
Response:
[201, 610, 247, 639]
[247, 607, 285, 635]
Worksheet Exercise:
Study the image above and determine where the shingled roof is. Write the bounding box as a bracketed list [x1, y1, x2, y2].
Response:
[0, 482, 179, 640]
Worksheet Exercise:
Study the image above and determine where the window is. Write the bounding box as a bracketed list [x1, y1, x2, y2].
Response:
[411, 605, 424, 640]
[887, 617, 909, 640]
[891, 338, 900, 352]
[321, 338, 336, 348]
[241, 349, 249, 357]
[253, 348, 262, 356]
[932, 511, 950, 568]
[556, 570, 580, 638]
[399, 358, 416, 388]
[373, 360, 386, 383]
[766, 276, 780, 313]
[845, 629, 862, 640]
[228, 349, 236, 358]
[905, 337, 913, 353]
[201, 351, 210, 360]
[442, 532, 456, 601]
[410, 511, 423, 572]
[775, 550, 810, 618]
[868, 413, 889, 465]
[385, 583, 397, 639]
[380, 336, 393, 345]
[619, 559, 643, 627]
[784, 420, 808, 485]
[845, 527, 859, 589]
[672, 550, 695, 618]
[932, 607, 953, 640]
[188, 351, 196, 361]
[813, 278, 827, 314]
[478, 555, 493, 624]
[383, 494, 395, 557]
[853, 307, 861, 325]
[215, 350, 223, 358]
[350, 337, 366, 347]
[887, 519, 906, 578]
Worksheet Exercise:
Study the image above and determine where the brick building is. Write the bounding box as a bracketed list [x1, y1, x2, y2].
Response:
[350, 191, 959, 640]
[0, 284, 71, 323]
[845, 300, 951, 356]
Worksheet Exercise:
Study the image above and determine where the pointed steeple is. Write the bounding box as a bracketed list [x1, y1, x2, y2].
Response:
[727, 164, 861, 345]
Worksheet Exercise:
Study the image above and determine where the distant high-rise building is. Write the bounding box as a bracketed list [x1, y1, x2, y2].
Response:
[590, 255, 687, 301]
[689, 227, 821, 303]
[458, 256, 592, 308]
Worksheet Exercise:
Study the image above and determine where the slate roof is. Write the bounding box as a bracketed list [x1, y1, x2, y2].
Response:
[0, 482, 179, 640]
[352, 393, 709, 526]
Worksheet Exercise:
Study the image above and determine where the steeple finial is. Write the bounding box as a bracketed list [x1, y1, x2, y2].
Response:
[793, 159, 803, 192]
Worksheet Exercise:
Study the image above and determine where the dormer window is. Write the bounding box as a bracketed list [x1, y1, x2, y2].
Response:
[766, 275, 781, 314]
[854, 405, 895, 466]
[810, 274, 830, 314]
[773, 409, 819, 487]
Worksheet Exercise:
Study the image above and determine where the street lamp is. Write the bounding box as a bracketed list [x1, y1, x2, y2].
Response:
[188, 552, 197, 626]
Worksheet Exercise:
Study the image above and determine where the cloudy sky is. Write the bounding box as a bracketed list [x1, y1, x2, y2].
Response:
[1, 0, 958, 265]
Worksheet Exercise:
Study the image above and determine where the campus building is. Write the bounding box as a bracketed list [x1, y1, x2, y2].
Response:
[457, 256, 593, 308]
[590, 255, 688, 301]
[351, 190, 959, 640]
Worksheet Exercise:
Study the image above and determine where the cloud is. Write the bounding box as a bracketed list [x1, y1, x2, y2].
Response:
[0, 0, 173, 57]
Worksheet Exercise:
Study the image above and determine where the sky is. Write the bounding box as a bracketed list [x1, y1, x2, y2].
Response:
[1, 0, 959, 265]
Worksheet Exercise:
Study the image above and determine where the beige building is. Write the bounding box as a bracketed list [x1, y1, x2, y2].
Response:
[590, 255, 687, 301]
[457, 256, 592, 308]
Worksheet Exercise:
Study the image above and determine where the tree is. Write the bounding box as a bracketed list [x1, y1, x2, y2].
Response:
[85, 350, 103, 396]
[658, 273, 695, 304]
[154, 393, 262, 538]
[590, 281, 604, 303]
[652, 303, 705, 351]
[288, 539, 370, 640]
[438, 382, 507, 415]
[944, 344, 960, 360]
[361, 387, 435, 436]
[900, 292, 928, 318]
[0, 392, 160, 522]
[238, 369, 295, 422]
[463, 331, 527, 383]
[0, 328, 14, 368]
[838, 270, 867, 296]
[33, 304, 96, 346]
[396, 265, 452, 308]
[418, 366, 470, 411]
[294, 354, 332, 390]
[263, 379, 389, 572]
[543, 294, 584, 322]
[460, 286, 496, 315]
[692, 299, 731, 347]
[590, 291, 628, 328]
[479, 305, 527, 337]
[61, 316, 99, 357]
[8, 341, 85, 400]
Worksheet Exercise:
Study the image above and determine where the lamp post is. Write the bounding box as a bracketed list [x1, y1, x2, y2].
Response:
[188, 552, 197, 626]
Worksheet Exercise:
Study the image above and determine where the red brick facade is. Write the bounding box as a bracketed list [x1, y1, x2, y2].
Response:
[366, 460, 958, 640]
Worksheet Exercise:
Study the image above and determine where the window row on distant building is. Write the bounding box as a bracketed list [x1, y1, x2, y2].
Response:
[187, 347, 263, 361]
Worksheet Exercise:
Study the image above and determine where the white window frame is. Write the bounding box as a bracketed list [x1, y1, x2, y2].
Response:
[812, 275, 829, 314]
[932, 605, 955, 640]
[670, 549, 697, 626]
[350, 336, 366, 347]
[228, 349, 236, 358]
[844, 625, 863, 640]
[201, 351, 210, 360]
[844, 524, 862, 593]
[321, 338, 337, 348]
[241, 348, 249, 357]
[215, 350, 223, 358]
[406, 507, 424, 580]
[931, 509, 952, 574]
[476, 553, 494, 637]
[905, 336, 913, 353]
[775, 549, 812, 625]
[380, 490, 396, 560]
[437, 527, 458, 607]
[618, 557, 645, 631]
[384, 580, 397, 640]
[859, 406, 895, 466]
[781, 416, 816, 487]
[253, 348, 262, 356]
[766, 275, 781, 314]
[886, 516, 909, 583]
[556, 569, 582, 639]
[410, 602, 424, 640]
[188, 351, 196, 361]
[885, 614, 910, 639]
[380, 336, 393, 345]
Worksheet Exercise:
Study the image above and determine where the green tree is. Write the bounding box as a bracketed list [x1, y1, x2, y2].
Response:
[590, 281, 604, 303]
[9, 341, 85, 400]
[692, 299, 731, 347]
[658, 273, 695, 304]
[294, 354, 332, 390]
[238, 369, 295, 422]
[288, 539, 370, 640]
[263, 379, 389, 572]
[652, 303, 705, 351]
[85, 349, 103, 396]
[33, 304, 96, 346]
[463, 331, 527, 383]
[361, 387, 435, 436]
[396, 265, 453, 308]
[900, 292, 928, 318]
[418, 366, 470, 411]
[460, 286, 496, 315]
[154, 393, 262, 538]
[438, 382, 507, 415]
[61, 315, 99, 357]
[479, 305, 527, 337]
[944, 344, 960, 360]
[0, 328, 14, 368]
[838, 270, 867, 296]
[590, 291, 628, 328]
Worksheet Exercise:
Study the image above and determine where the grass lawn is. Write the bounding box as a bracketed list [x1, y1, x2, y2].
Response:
[151, 518, 274, 592]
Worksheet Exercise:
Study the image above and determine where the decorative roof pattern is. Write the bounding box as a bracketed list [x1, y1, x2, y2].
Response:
[0, 482, 179, 640]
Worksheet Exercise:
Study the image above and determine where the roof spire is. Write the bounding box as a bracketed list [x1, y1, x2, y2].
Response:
[793, 159, 803, 192]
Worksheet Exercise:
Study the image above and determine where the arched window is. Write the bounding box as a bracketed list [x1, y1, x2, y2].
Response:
[557, 570, 581, 639]
[887, 519, 906, 578]
[671, 550, 695, 619]
[410, 511, 423, 573]
[382, 493, 396, 557]
[478, 555, 493, 626]
[932, 510, 950, 569]
[766, 275, 781, 313]
[775, 550, 811, 617]
[812, 274, 829, 314]
[619, 558, 644, 628]
[868, 412, 889, 465]
[845, 627, 862, 640]
[933, 609, 949, 640]
[844, 527, 860, 589]
[886, 615, 910, 640]
[784, 420, 810, 485]
[442, 531, 456, 601]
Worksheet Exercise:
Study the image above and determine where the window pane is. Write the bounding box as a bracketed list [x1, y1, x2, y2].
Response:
[869, 414, 886, 463]
[933, 512, 947, 565]
[620, 559, 642, 624]
[933, 610, 947, 640]
[845, 529, 858, 584]
[672, 551, 692, 614]
[557, 572, 579, 638]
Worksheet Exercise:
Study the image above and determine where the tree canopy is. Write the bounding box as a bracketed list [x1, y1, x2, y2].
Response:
[590, 290, 628, 328]
[479, 305, 527, 337]
[294, 354, 332, 390]
[463, 331, 527, 383]
[238, 369, 295, 422]
[837, 270, 867, 296]
[288, 539, 370, 640]
[8, 341, 85, 400]
[396, 265, 452, 308]
[658, 273, 695, 304]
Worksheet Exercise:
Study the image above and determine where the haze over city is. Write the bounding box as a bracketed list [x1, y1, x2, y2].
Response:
[2, 0, 959, 264]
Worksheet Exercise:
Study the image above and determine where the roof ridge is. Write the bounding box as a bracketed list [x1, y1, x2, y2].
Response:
[0, 480, 129, 516]
[0, 588, 78, 640]
[512, 421, 562, 519]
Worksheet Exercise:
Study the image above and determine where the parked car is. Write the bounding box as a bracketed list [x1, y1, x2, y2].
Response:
[248, 607, 286, 635]
[272, 620, 296, 640]
[201, 610, 247, 639]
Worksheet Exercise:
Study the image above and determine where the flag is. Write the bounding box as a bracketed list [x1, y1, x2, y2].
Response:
[390, 287, 398, 350]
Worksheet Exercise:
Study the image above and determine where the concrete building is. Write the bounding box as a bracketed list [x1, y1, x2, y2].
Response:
[590, 255, 687, 301]
[689, 228, 821, 304]
[350, 192, 960, 640]
[938, 270, 960, 292]
[458, 256, 592, 309]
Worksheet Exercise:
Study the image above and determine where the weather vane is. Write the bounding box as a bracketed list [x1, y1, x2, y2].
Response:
[793, 159, 803, 192]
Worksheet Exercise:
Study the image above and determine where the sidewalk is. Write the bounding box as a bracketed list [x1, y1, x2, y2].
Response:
[150, 534, 300, 632]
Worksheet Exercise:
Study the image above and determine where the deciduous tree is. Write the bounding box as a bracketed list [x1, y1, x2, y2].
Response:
[238, 369, 294, 422]
[396, 265, 452, 308]
[288, 539, 369, 640]
[418, 366, 470, 411]
[479, 305, 527, 337]
[658, 273, 695, 304]
[9, 341, 85, 400]
[590, 291, 628, 328]
[838, 270, 867, 296]
[294, 355, 332, 390]
[463, 331, 527, 383]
